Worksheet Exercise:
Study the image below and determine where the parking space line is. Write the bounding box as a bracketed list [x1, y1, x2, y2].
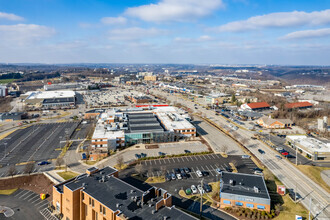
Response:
[32, 197, 42, 204]
[37, 202, 49, 209]
[209, 164, 216, 170]
[28, 194, 39, 202]
[210, 154, 216, 159]
[22, 192, 35, 200]
[14, 190, 25, 197]
[19, 191, 31, 199]
[34, 199, 46, 206]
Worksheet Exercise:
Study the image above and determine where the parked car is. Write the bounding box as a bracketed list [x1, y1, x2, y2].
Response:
[185, 188, 192, 195]
[254, 170, 263, 175]
[191, 185, 198, 194]
[225, 167, 232, 172]
[38, 161, 50, 166]
[196, 170, 203, 178]
[203, 183, 212, 193]
[141, 153, 147, 158]
[158, 152, 165, 156]
[184, 167, 190, 173]
[174, 168, 180, 174]
[165, 173, 172, 181]
[276, 147, 283, 151]
[242, 155, 251, 159]
[171, 173, 176, 180]
[135, 154, 141, 159]
[176, 173, 182, 180]
[184, 150, 191, 154]
[253, 167, 263, 172]
[197, 185, 205, 194]
[215, 168, 223, 175]
[281, 152, 289, 156]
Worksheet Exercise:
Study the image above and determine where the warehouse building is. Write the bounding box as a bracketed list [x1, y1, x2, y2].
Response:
[286, 135, 330, 161]
[220, 172, 271, 212]
[257, 116, 293, 129]
[22, 90, 76, 109]
[53, 166, 197, 220]
[44, 83, 88, 91]
[240, 102, 270, 111]
[0, 112, 26, 122]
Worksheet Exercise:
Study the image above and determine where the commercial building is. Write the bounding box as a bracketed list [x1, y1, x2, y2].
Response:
[144, 75, 157, 81]
[220, 172, 271, 212]
[285, 101, 313, 110]
[204, 93, 231, 105]
[128, 96, 153, 104]
[0, 112, 26, 122]
[53, 166, 197, 220]
[318, 116, 328, 132]
[286, 135, 330, 161]
[91, 106, 196, 151]
[22, 90, 76, 109]
[257, 116, 293, 129]
[240, 102, 270, 111]
[0, 85, 8, 97]
[44, 83, 88, 91]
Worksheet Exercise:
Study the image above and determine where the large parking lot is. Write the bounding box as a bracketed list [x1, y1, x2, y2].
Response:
[0, 189, 54, 220]
[138, 153, 257, 179]
[0, 122, 78, 167]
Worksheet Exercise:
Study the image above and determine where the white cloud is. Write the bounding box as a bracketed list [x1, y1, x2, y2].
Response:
[0, 24, 55, 46]
[101, 16, 127, 25]
[0, 12, 24, 21]
[174, 35, 213, 43]
[214, 9, 330, 32]
[108, 27, 167, 41]
[281, 28, 330, 40]
[125, 0, 223, 22]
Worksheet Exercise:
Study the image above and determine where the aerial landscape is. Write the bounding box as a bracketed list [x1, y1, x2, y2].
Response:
[0, 0, 329, 220]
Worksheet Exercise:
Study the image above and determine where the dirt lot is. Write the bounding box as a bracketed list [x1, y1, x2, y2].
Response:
[0, 174, 54, 201]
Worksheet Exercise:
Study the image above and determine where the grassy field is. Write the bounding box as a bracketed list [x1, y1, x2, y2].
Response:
[296, 165, 330, 193]
[0, 188, 18, 195]
[57, 171, 79, 180]
[0, 79, 16, 84]
[274, 194, 309, 220]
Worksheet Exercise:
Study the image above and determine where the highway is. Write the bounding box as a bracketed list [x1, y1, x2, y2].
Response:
[150, 88, 330, 220]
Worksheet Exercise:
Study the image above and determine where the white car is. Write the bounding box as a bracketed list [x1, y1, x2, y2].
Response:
[191, 185, 198, 194]
[176, 173, 182, 180]
[276, 147, 283, 151]
[254, 170, 263, 175]
[241, 155, 251, 159]
[197, 185, 204, 194]
[196, 170, 203, 178]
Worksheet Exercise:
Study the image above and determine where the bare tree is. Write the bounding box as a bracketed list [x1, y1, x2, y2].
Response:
[8, 165, 16, 177]
[56, 157, 64, 168]
[160, 166, 166, 176]
[24, 162, 35, 175]
[135, 163, 143, 177]
[116, 155, 124, 170]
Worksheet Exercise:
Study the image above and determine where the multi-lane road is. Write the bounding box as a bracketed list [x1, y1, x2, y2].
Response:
[151, 88, 330, 220]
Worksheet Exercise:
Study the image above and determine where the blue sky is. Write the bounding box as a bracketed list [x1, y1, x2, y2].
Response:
[0, 0, 330, 65]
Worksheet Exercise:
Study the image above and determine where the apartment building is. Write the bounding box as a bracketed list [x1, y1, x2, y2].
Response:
[53, 166, 197, 220]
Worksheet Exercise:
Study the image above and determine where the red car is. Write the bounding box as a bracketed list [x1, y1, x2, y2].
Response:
[281, 152, 289, 156]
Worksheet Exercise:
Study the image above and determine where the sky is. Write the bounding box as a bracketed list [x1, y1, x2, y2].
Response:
[0, 0, 330, 65]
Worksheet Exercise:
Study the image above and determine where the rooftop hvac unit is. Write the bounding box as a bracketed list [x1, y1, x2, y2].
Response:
[229, 179, 234, 185]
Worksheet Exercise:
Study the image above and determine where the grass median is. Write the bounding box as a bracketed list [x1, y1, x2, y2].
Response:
[295, 165, 330, 193]
[57, 171, 79, 180]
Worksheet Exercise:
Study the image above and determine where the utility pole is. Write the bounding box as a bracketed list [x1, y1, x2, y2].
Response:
[296, 144, 298, 165]
[200, 178, 204, 218]
[309, 197, 312, 220]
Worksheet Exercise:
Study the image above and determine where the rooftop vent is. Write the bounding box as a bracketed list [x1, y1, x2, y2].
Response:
[152, 210, 156, 214]
[229, 179, 235, 186]
[254, 186, 259, 193]
[116, 203, 120, 208]
[163, 216, 168, 220]
[130, 190, 135, 194]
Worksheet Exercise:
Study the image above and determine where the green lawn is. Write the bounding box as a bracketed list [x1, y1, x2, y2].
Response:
[0, 188, 18, 195]
[296, 165, 330, 193]
[57, 171, 79, 180]
[0, 79, 17, 84]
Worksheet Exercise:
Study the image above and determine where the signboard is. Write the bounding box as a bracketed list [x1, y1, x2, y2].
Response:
[277, 185, 286, 196]
[295, 215, 302, 220]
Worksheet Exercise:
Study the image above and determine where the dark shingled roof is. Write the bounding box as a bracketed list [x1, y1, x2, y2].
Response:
[221, 172, 270, 199]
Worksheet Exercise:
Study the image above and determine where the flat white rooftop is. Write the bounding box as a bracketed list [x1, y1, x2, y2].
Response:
[24, 90, 76, 100]
[287, 135, 330, 153]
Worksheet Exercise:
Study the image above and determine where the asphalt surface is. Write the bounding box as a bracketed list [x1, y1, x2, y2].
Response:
[0, 189, 49, 220]
[192, 119, 244, 155]
[260, 134, 312, 165]
[0, 122, 78, 166]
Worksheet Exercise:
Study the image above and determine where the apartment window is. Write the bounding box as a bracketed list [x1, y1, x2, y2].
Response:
[100, 205, 102, 212]
[95, 212, 98, 220]
[85, 204, 88, 216]
[235, 202, 243, 206]
[82, 193, 84, 200]
[89, 198, 91, 205]
[92, 199, 94, 207]
[257, 205, 265, 210]
[223, 200, 231, 204]
[246, 204, 254, 208]
[56, 202, 60, 212]
[103, 207, 106, 215]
